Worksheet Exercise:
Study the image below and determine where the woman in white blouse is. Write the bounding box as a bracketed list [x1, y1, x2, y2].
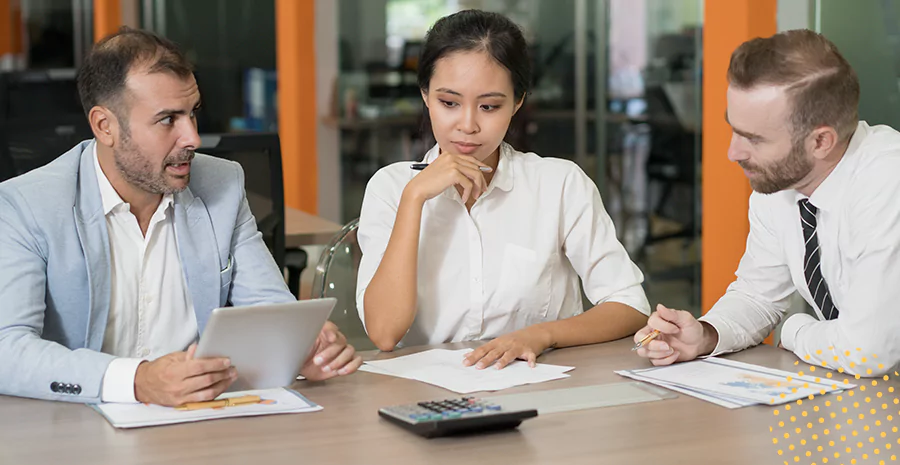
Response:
[357, 10, 650, 369]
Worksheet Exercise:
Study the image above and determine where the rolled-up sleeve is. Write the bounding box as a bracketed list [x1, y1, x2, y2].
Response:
[560, 165, 650, 315]
[356, 170, 401, 330]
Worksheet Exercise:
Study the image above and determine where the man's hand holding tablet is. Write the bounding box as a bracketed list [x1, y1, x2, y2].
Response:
[300, 321, 363, 380]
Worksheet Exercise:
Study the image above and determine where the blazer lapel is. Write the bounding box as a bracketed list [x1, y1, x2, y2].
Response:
[174, 188, 219, 332]
[73, 142, 112, 351]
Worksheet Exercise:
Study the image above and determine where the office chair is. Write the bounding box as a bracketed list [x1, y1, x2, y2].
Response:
[0, 130, 15, 182]
[199, 133, 287, 272]
[0, 115, 93, 182]
[311, 218, 374, 351]
[0, 70, 93, 182]
[284, 248, 308, 299]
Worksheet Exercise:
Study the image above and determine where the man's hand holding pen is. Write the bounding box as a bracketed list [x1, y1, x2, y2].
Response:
[633, 304, 720, 366]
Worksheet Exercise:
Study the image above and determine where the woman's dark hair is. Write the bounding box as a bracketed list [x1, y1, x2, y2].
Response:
[417, 9, 532, 104]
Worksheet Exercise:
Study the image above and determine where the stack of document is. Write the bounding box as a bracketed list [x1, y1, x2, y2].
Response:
[616, 357, 856, 409]
[360, 349, 574, 394]
[91, 388, 322, 428]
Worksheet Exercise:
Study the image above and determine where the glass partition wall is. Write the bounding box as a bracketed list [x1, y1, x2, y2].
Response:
[336, 0, 704, 313]
[813, 0, 900, 129]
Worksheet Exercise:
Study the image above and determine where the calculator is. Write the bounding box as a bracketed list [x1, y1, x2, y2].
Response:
[378, 396, 538, 438]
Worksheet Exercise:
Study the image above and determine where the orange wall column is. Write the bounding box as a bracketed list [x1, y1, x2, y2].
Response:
[276, 0, 317, 213]
[94, 0, 122, 42]
[701, 0, 777, 312]
[0, 0, 12, 57]
[0, 0, 22, 61]
[10, 0, 21, 55]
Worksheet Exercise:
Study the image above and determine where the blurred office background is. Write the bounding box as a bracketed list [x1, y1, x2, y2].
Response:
[1, 0, 897, 319]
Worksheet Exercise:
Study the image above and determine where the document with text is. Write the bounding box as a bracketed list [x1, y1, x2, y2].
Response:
[91, 388, 322, 428]
[616, 358, 855, 408]
[360, 349, 574, 394]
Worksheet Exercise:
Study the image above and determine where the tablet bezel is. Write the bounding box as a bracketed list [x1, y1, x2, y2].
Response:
[195, 298, 337, 390]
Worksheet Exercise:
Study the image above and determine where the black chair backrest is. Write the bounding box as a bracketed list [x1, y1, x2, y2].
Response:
[199, 133, 286, 271]
[0, 70, 93, 182]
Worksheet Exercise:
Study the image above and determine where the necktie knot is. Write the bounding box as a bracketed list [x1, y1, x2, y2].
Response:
[799, 199, 818, 228]
[799, 198, 818, 214]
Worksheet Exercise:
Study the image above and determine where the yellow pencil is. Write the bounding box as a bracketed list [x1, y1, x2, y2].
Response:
[632, 329, 661, 351]
[175, 395, 262, 411]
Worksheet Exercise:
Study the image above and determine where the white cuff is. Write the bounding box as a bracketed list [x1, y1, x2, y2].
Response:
[100, 358, 145, 403]
[780, 313, 817, 352]
[697, 314, 733, 357]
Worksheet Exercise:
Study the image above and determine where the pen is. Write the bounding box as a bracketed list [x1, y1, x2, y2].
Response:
[632, 329, 661, 351]
[175, 395, 262, 411]
[410, 163, 493, 172]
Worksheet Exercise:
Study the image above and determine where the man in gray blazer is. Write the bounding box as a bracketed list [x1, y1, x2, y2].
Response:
[0, 28, 361, 406]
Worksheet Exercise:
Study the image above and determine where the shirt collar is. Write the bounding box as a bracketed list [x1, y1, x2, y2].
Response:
[93, 142, 126, 215]
[92, 142, 174, 216]
[491, 142, 515, 192]
[422, 142, 515, 200]
[799, 121, 868, 211]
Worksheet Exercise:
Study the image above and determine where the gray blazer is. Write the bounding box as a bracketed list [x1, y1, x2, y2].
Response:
[0, 140, 295, 403]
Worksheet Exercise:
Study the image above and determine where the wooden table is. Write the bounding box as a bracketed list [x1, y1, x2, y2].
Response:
[246, 192, 343, 248]
[284, 206, 342, 248]
[0, 340, 892, 465]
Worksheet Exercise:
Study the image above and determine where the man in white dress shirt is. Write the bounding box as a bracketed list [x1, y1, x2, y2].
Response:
[0, 28, 360, 405]
[634, 29, 900, 376]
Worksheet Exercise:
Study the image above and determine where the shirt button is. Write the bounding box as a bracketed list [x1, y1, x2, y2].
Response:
[141, 349, 150, 357]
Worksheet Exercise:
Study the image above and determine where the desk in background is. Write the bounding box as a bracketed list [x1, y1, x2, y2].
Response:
[246, 191, 342, 248]
[0, 339, 853, 464]
[284, 206, 342, 249]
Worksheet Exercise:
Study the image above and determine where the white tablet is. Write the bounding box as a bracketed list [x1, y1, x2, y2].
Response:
[195, 298, 336, 391]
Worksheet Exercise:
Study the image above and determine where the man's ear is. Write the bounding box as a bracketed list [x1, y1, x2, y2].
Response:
[809, 126, 839, 161]
[89, 106, 118, 147]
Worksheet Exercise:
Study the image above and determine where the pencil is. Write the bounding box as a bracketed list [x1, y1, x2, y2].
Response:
[632, 329, 661, 351]
[175, 395, 262, 411]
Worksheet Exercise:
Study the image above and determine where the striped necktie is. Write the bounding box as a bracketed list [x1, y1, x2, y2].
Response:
[798, 199, 839, 320]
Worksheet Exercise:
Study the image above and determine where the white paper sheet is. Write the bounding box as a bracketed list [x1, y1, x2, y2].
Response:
[616, 357, 855, 408]
[91, 388, 322, 429]
[360, 349, 574, 394]
[615, 370, 752, 408]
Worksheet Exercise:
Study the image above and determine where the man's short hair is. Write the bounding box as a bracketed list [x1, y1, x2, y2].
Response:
[728, 29, 860, 143]
[76, 27, 193, 120]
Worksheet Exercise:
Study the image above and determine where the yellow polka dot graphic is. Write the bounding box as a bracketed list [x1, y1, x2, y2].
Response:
[770, 351, 899, 465]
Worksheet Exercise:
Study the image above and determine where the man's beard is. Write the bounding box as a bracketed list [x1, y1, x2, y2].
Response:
[114, 130, 193, 195]
[739, 138, 812, 194]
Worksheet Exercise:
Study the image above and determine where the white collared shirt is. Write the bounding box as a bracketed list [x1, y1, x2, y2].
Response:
[356, 142, 650, 347]
[701, 121, 900, 375]
[93, 145, 198, 402]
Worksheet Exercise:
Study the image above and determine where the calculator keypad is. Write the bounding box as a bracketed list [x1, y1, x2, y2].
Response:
[383, 397, 504, 423]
